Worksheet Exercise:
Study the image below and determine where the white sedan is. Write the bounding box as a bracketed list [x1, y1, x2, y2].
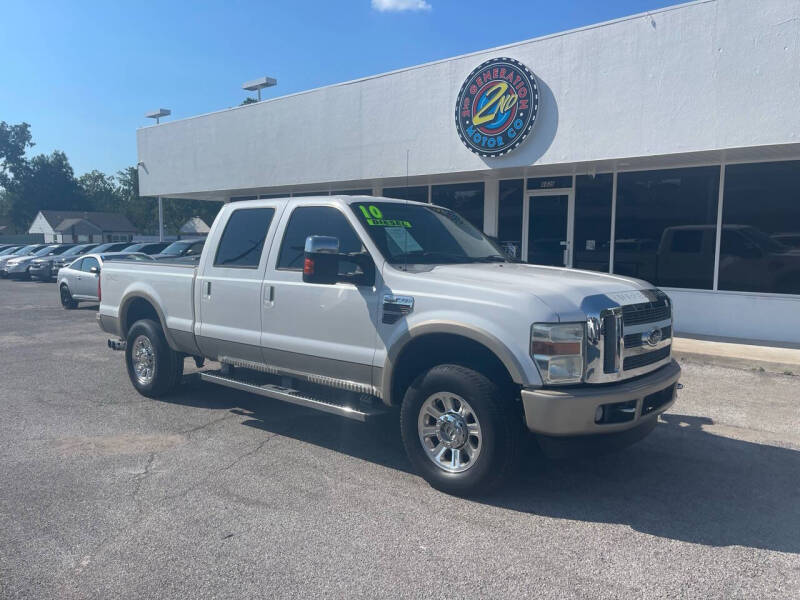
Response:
[57, 252, 153, 309]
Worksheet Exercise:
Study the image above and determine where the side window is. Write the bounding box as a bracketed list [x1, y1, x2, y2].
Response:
[277, 206, 365, 273]
[71, 258, 84, 271]
[670, 230, 704, 253]
[187, 242, 204, 256]
[81, 257, 100, 272]
[213, 208, 276, 268]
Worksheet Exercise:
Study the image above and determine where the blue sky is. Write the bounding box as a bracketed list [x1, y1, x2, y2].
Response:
[1, 0, 680, 177]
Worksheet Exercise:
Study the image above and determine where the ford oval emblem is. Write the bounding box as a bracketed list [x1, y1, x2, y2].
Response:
[645, 328, 663, 347]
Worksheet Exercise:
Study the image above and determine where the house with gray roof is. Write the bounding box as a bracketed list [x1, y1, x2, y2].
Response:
[28, 211, 137, 243]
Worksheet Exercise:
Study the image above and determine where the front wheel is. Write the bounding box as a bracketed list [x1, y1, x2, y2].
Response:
[60, 285, 78, 309]
[400, 364, 522, 496]
[125, 319, 183, 398]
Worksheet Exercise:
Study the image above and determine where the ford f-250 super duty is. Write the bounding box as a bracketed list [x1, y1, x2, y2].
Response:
[98, 196, 680, 495]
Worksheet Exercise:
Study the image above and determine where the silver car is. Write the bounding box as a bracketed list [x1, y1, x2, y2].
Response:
[57, 252, 153, 309]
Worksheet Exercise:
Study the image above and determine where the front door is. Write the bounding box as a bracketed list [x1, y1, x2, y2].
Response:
[76, 256, 100, 298]
[524, 192, 573, 267]
[261, 203, 380, 389]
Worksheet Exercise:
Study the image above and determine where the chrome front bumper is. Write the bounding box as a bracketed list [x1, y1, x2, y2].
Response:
[521, 360, 681, 436]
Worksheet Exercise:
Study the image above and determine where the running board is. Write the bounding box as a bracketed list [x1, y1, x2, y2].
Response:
[199, 369, 386, 422]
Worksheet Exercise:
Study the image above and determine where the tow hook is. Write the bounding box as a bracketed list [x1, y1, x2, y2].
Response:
[108, 338, 126, 351]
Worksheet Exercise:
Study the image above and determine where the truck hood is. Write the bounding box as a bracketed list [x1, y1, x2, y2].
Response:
[414, 262, 654, 320]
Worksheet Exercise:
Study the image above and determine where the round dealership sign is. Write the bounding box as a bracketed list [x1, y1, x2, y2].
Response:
[455, 57, 539, 157]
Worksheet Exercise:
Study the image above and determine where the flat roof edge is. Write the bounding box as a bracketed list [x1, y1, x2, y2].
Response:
[138, 0, 715, 130]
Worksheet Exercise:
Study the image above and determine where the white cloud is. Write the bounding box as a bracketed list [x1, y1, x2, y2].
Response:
[371, 0, 431, 12]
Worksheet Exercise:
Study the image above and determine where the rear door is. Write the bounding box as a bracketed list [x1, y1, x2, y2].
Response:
[195, 203, 284, 362]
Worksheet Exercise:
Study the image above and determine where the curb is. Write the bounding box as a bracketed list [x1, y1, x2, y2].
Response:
[673, 350, 798, 376]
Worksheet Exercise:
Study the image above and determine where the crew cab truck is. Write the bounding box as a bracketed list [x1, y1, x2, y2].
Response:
[98, 196, 680, 496]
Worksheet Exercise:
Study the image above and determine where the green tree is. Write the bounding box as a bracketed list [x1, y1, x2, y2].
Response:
[0, 121, 34, 188]
[78, 170, 118, 212]
[240, 97, 258, 105]
[6, 150, 86, 229]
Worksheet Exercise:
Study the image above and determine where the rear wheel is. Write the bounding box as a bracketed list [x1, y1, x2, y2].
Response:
[59, 285, 78, 309]
[125, 319, 183, 398]
[400, 364, 522, 496]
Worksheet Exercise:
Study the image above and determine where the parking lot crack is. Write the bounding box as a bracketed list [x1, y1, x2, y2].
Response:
[180, 412, 241, 437]
[160, 434, 277, 504]
[131, 452, 157, 508]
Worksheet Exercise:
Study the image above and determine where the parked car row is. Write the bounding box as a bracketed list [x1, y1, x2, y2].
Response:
[0, 239, 204, 282]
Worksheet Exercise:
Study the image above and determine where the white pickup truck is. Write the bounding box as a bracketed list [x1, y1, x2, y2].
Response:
[98, 196, 680, 495]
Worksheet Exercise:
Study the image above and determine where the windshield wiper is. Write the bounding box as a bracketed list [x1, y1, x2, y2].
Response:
[390, 252, 507, 265]
[470, 255, 507, 263]
[390, 252, 473, 264]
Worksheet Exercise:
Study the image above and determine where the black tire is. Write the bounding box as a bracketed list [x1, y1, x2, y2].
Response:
[400, 364, 522, 496]
[59, 284, 78, 309]
[124, 319, 183, 398]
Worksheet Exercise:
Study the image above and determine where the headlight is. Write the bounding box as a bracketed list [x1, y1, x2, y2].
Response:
[531, 322, 585, 385]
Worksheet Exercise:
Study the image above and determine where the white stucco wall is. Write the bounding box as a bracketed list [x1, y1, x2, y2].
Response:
[138, 0, 800, 197]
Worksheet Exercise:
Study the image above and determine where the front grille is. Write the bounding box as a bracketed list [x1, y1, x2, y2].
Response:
[623, 345, 671, 370]
[602, 314, 618, 373]
[622, 299, 671, 326]
[624, 325, 672, 349]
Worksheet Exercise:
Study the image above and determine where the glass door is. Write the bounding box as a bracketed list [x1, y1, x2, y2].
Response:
[523, 191, 574, 267]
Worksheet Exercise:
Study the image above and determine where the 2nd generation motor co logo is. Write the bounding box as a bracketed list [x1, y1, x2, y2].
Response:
[455, 57, 539, 157]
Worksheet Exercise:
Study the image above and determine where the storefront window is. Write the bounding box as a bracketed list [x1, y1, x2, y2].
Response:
[292, 191, 328, 197]
[614, 166, 719, 289]
[498, 179, 523, 259]
[719, 161, 800, 295]
[331, 189, 373, 196]
[574, 174, 612, 273]
[431, 182, 485, 231]
[383, 186, 429, 203]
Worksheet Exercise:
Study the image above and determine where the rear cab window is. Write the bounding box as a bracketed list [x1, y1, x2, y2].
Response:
[214, 207, 276, 268]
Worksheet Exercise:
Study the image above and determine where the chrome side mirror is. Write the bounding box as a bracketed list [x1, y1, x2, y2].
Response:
[89, 266, 100, 274]
[303, 236, 339, 284]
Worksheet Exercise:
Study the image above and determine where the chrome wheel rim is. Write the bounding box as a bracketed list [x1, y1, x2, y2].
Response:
[418, 392, 482, 473]
[131, 335, 155, 386]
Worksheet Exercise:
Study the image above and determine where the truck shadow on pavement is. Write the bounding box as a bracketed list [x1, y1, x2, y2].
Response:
[166, 383, 800, 554]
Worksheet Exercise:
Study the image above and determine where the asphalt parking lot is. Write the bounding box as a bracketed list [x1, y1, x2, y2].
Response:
[0, 279, 799, 599]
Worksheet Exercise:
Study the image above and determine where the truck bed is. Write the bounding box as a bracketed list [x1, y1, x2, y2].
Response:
[99, 259, 197, 344]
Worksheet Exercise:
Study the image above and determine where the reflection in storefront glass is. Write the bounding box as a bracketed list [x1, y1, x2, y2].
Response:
[720, 161, 800, 295]
[614, 167, 719, 289]
[574, 174, 612, 273]
[498, 179, 523, 259]
[431, 182, 485, 232]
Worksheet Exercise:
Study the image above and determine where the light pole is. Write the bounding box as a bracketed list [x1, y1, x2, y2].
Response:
[145, 108, 171, 124]
[144, 109, 172, 241]
[242, 76, 277, 101]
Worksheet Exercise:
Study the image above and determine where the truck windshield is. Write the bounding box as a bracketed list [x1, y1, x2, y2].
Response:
[350, 202, 506, 265]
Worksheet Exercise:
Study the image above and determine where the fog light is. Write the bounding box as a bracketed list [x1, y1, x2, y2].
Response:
[594, 406, 604, 423]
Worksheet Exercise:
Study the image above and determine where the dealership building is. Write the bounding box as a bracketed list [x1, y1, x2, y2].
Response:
[137, 0, 800, 344]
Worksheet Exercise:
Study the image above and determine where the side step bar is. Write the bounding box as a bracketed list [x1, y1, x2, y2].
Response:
[199, 369, 386, 422]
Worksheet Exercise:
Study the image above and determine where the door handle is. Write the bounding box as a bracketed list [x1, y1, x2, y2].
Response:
[263, 285, 275, 306]
[206, 281, 211, 296]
